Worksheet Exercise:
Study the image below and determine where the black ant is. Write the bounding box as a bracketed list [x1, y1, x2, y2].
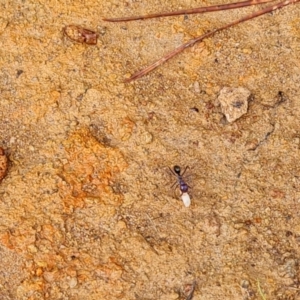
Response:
[169, 165, 191, 207]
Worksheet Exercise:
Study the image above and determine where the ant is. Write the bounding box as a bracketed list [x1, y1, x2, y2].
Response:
[169, 165, 191, 207]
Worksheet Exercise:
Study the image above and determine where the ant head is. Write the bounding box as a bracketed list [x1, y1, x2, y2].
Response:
[173, 165, 181, 174]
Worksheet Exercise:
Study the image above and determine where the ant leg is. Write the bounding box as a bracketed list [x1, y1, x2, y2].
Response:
[172, 183, 179, 198]
[181, 166, 190, 176]
[170, 180, 178, 189]
[182, 166, 192, 188]
[168, 166, 177, 177]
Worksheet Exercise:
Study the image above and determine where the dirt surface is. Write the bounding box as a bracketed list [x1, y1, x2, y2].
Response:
[0, 0, 300, 299]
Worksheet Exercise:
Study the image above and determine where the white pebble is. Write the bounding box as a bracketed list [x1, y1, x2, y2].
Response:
[194, 81, 200, 93]
[69, 277, 78, 288]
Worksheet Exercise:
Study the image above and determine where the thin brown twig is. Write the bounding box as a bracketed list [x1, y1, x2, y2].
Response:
[104, 0, 273, 21]
[104, 0, 300, 82]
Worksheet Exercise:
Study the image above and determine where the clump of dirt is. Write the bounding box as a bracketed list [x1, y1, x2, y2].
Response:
[0, 148, 8, 183]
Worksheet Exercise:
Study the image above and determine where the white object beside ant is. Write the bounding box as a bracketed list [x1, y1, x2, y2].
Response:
[181, 192, 191, 207]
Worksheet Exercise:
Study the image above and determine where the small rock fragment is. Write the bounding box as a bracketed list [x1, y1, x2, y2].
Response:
[139, 130, 153, 145]
[43, 271, 58, 283]
[218, 87, 251, 122]
[69, 277, 78, 288]
[0, 148, 8, 183]
[64, 25, 98, 45]
[194, 81, 200, 93]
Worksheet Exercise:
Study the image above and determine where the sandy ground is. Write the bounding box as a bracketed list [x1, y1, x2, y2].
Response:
[0, 0, 300, 299]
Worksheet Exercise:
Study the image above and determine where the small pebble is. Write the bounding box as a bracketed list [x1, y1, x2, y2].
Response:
[69, 277, 78, 288]
[9, 137, 16, 144]
[194, 81, 200, 93]
[218, 87, 251, 122]
[140, 131, 153, 144]
[64, 25, 98, 45]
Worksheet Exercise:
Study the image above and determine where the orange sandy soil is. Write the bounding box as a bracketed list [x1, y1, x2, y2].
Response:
[0, 0, 300, 299]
